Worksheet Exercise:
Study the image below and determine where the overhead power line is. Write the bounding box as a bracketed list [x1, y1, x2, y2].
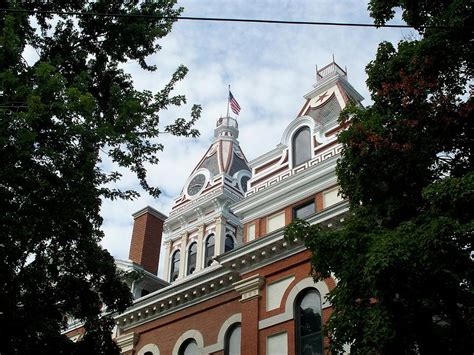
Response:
[0, 8, 460, 30]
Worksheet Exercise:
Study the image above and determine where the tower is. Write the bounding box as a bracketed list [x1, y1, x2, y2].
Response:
[162, 116, 251, 282]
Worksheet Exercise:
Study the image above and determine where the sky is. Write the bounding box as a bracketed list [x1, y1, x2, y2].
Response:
[96, 0, 412, 275]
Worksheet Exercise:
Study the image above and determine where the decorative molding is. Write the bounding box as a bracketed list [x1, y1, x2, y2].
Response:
[132, 206, 167, 221]
[172, 329, 204, 355]
[232, 155, 340, 223]
[115, 266, 240, 331]
[137, 343, 160, 355]
[218, 201, 349, 275]
[203, 313, 242, 353]
[116, 332, 139, 353]
[246, 141, 340, 196]
[259, 277, 331, 330]
[233, 274, 265, 302]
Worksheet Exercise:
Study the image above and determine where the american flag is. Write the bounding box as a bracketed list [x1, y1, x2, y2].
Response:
[229, 91, 241, 115]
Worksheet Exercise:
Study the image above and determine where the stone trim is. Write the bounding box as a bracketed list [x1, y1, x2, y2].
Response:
[116, 266, 240, 331]
[258, 277, 331, 330]
[132, 206, 167, 221]
[116, 332, 138, 353]
[172, 329, 205, 355]
[233, 274, 265, 302]
[137, 343, 160, 355]
[202, 313, 242, 353]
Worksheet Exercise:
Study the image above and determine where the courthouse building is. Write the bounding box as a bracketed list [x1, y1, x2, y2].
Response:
[67, 61, 363, 354]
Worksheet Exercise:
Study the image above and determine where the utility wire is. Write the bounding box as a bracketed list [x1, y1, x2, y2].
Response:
[0, 8, 459, 29]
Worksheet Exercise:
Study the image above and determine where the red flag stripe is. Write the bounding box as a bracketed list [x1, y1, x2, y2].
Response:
[229, 91, 241, 115]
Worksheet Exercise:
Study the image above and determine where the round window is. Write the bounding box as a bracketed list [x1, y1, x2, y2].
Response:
[187, 173, 206, 196]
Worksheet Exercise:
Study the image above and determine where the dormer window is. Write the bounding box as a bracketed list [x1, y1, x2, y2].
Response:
[292, 126, 311, 167]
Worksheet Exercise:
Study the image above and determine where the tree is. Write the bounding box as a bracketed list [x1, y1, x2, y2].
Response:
[0, 1, 200, 354]
[286, 1, 473, 353]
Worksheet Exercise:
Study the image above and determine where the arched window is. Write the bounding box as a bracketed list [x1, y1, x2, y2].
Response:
[292, 126, 311, 167]
[205, 234, 215, 267]
[224, 323, 241, 355]
[179, 339, 198, 355]
[295, 289, 323, 355]
[170, 250, 180, 282]
[225, 234, 235, 253]
[187, 242, 197, 275]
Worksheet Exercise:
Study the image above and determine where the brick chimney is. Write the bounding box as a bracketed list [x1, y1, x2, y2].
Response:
[129, 206, 167, 275]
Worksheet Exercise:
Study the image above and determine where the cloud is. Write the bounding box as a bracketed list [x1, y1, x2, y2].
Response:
[100, 1, 412, 272]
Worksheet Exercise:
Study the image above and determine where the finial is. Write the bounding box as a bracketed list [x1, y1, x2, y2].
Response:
[332, 54, 335, 63]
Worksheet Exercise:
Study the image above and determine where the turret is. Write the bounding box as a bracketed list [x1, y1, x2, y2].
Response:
[162, 115, 251, 282]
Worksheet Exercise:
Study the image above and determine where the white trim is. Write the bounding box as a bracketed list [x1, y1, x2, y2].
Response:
[232, 154, 338, 221]
[266, 331, 288, 355]
[289, 125, 314, 169]
[137, 343, 160, 355]
[116, 332, 138, 353]
[172, 329, 205, 355]
[184, 168, 211, 200]
[280, 116, 316, 147]
[203, 313, 242, 353]
[259, 277, 330, 330]
[234, 169, 252, 194]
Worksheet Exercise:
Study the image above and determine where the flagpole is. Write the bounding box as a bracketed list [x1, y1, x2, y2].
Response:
[227, 85, 230, 117]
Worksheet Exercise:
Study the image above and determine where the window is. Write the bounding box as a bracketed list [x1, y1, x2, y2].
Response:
[295, 289, 323, 355]
[240, 175, 250, 193]
[141, 289, 150, 297]
[323, 187, 343, 208]
[187, 242, 197, 275]
[247, 223, 256, 242]
[267, 332, 288, 355]
[293, 201, 315, 220]
[225, 234, 235, 252]
[170, 250, 180, 282]
[179, 339, 198, 355]
[267, 211, 285, 233]
[225, 323, 241, 355]
[292, 126, 311, 167]
[205, 234, 215, 267]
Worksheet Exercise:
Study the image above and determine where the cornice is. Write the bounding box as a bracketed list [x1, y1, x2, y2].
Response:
[132, 206, 167, 221]
[304, 73, 364, 104]
[165, 186, 243, 233]
[248, 145, 285, 169]
[217, 201, 349, 274]
[232, 154, 339, 222]
[115, 265, 240, 331]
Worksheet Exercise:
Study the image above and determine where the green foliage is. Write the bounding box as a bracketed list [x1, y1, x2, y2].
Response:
[286, 1, 473, 353]
[0, 1, 199, 354]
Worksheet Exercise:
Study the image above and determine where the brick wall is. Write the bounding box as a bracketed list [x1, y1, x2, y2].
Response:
[129, 206, 166, 275]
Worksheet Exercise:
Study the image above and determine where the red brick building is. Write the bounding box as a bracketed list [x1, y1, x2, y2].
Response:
[67, 61, 362, 354]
